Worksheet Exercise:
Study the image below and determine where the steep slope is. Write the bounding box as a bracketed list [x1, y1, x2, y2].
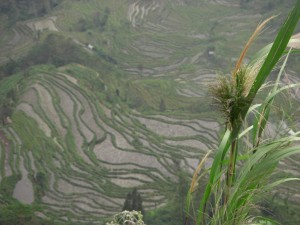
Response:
[0, 64, 220, 224]
[0, 0, 299, 224]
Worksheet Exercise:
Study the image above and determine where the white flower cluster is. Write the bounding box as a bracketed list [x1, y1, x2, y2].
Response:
[106, 210, 146, 225]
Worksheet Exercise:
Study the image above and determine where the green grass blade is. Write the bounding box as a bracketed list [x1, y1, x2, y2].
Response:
[264, 83, 300, 103]
[248, 0, 300, 99]
[185, 151, 211, 225]
[228, 136, 300, 215]
[273, 48, 292, 91]
[196, 129, 231, 225]
[249, 41, 298, 68]
[264, 178, 300, 191]
[238, 125, 253, 139]
[194, 2, 300, 224]
[252, 48, 292, 146]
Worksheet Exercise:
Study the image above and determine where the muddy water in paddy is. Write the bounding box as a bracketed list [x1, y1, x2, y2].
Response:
[13, 157, 34, 204]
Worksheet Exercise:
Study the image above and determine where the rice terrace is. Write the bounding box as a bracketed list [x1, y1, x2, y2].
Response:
[0, 0, 300, 224]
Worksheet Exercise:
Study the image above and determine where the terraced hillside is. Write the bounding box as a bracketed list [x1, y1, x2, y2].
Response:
[0, 22, 34, 65]
[0, 0, 300, 224]
[0, 64, 220, 224]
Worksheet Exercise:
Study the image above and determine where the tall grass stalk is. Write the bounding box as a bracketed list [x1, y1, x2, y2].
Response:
[185, 151, 211, 225]
[186, 1, 300, 224]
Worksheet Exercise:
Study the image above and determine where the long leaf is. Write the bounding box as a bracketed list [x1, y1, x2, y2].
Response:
[250, 38, 300, 67]
[264, 178, 300, 191]
[194, 2, 300, 224]
[229, 135, 300, 213]
[185, 151, 211, 225]
[196, 129, 231, 225]
[247, 0, 300, 100]
[252, 48, 292, 147]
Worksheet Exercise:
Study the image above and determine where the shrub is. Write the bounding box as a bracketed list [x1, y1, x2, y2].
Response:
[106, 211, 146, 225]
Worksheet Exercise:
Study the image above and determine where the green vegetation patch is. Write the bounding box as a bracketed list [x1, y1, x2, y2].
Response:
[0, 201, 57, 225]
[0, 174, 21, 198]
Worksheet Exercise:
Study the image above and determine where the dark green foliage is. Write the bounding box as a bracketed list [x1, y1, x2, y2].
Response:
[35, 172, 46, 187]
[76, 18, 89, 32]
[0, 202, 56, 225]
[116, 89, 120, 97]
[159, 98, 166, 112]
[0, 175, 21, 198]
[94, 48, 118, 64]
[176, 171, 190, 225]
[146, 170, 190, 225]
[74, 7, 110, 32]
[0, 0, 63, 24]
[0, 87, 17, 123]
[145, 203, 184, 225]
[0, 98, 13, 124]
[0, 175, 56, 225]
[0, 33, 90, 74]
[23, 34, 86, 67]
[93, 12, 101, 28]
[122, 188, 145, 216]
[33, 172, 47, 200]
[127, 94, 146, 110]
[97, 7, 110, 32]
[131, 137, 143, 149]
[1, 33, 115, 73]
[0, 58, 19, 78]
[0, 74, 22, 124]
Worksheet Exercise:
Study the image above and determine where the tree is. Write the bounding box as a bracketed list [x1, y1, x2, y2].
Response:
[122, 188, 145, 216]
[159, 98, 166, 112]
[77, 18, 88, 32]
[93, 11, 101, 27]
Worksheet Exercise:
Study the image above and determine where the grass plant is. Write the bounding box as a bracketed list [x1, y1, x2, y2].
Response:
[185, 1, 300, 224]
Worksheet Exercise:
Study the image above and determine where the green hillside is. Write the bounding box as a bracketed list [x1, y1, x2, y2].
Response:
[0, 0, 299, 224]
